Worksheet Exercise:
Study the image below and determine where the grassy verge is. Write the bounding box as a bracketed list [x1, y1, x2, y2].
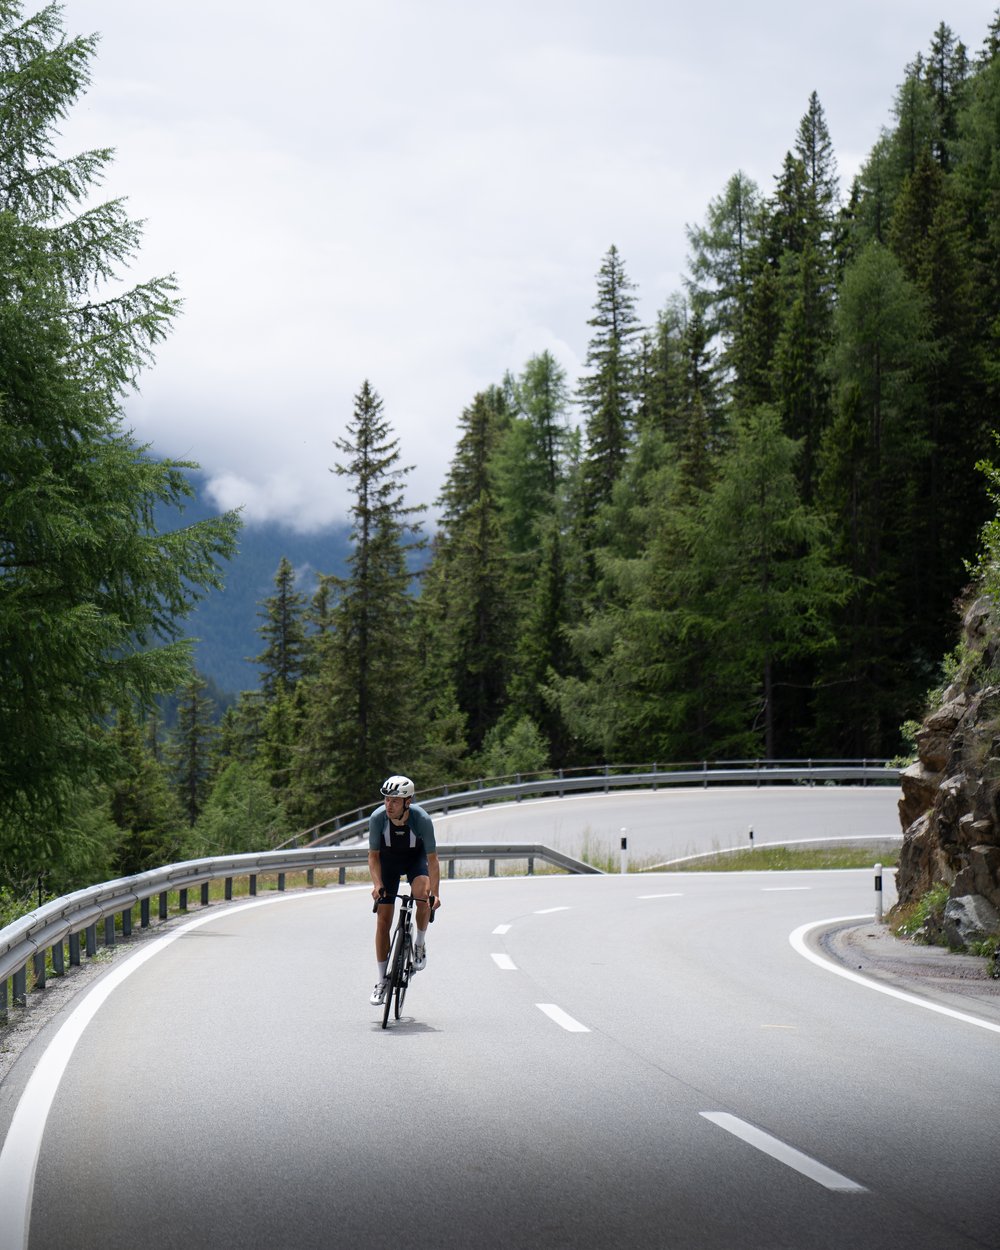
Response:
[666, 846, 901, 872]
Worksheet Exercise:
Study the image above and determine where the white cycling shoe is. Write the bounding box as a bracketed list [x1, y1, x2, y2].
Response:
[413, 945, 427, 972]
[369, 978, 388, 1005]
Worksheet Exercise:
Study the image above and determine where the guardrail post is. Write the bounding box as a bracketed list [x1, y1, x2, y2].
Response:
[86, 923, 97, 956]
[13, 966, 26, 1006]
[52, 940, 65, 975]
[69, 932, 81, 966]
[528, 856, 534, 875]
[249, 874, 257, 896]
[0, 977, 7, 1018]
[278, 873, 286, 892]
[874, 863, 883, 922]
[33, 951, 46, 989]
[448, 859, 455, 879]
[159, 891, 168, 921]
[201, 884, 209, 906]
[307, 869, 315, 887]
[104, 916, 116, 946]
[141, 898, 150, 928]
[225, 877, 233, 901]
[337, 865, 345, 884]
[179, 889, 188, 912]
[123, 907, 132, 937]
[489, 859, 496, 877]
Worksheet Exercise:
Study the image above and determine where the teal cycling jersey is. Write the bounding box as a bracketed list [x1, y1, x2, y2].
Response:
[368, 802, 437, 855]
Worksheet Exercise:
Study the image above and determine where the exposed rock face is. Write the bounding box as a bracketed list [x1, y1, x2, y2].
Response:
[895, 596, 1000, 942]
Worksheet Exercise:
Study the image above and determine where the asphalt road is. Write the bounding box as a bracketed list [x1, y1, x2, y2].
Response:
[432, 784, 902, 864]
[3, 863, 998, 1250]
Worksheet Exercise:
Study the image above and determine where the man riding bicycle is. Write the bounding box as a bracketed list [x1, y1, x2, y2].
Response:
[368, 775, 440, 1006]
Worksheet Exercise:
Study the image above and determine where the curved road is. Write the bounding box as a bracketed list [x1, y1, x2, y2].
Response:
[432, 784, 901, 864]
[1, 797, 997, 1249]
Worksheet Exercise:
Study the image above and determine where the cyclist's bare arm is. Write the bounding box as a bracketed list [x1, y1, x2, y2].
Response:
[368, 851, 384, 900]
[427, 852, 441, 907]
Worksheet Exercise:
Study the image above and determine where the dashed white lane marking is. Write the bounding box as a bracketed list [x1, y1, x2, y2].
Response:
[491, 953, 517, 970]
[638, 893, 684, 899]
[700, 1113, 866, 1192]
[762, 887, 811, 892]
[535, 906, 570, 914]
[790, 915, 1000, 1036]
[536, 1004, 590, 1033]
[492, 924, 511, 935]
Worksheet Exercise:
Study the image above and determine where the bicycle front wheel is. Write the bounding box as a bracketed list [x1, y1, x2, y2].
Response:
[382, 923, 406, 1030]
[394, 934, 412, 1019]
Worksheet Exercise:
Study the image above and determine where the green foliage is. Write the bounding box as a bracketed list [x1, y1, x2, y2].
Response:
[0, 2, 239, 886]
[291, 380, 426, 821]
[896, 880, 952, 940]
[191, 761, 289, 855]
[478, 715, 550, 779]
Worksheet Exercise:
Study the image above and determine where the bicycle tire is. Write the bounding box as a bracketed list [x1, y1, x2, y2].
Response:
[394, 930, 412, 1019]
[382, 922, 405, 1030]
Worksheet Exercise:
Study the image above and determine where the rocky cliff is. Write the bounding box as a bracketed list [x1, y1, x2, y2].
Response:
[895, 595, 1000, 948]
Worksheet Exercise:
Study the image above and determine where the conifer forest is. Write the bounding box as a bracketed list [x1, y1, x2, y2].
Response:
[4, 4, 1000, 899]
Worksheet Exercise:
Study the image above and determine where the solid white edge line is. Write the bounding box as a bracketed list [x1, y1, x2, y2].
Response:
[637, 893, 684, 899]
[0, 892, 318, 1250]
[536, 1004, 590, 1032]
[700, 1112, 866, 1192]
[534, 906, 570, 914]
[789, 915, 1000, 1036]
[491, 953, 517, 970]
[492, 924, 511, 935]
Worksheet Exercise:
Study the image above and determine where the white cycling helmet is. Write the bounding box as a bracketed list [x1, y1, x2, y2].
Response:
[380, 774, 415, 798]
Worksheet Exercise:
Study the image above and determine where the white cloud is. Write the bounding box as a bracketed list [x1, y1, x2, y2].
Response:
[57, 0, 994, 529]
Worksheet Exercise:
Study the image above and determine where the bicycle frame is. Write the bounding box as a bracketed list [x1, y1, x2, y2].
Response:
[373, 889, 435, 1029]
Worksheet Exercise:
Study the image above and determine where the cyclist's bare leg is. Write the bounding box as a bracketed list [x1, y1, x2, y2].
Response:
[412, 874, 431, 934]
[375, 900, 394, 962]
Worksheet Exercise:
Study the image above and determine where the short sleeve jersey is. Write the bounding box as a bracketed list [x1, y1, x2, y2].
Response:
[368, 802, 436, 855]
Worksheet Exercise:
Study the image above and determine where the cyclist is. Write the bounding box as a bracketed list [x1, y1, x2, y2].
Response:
[368, 775, 440, 1006]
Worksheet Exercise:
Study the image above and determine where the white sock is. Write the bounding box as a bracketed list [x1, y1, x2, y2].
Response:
[415, 930, 426, 949]
[377, 960, 387, 979]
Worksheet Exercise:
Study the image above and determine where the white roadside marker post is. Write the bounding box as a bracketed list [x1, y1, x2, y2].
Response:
[874, 863, 883, 923]
[620, 829, 627, 874]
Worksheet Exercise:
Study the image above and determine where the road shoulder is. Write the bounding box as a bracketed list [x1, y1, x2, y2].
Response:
[820, 921, 1000, 1026]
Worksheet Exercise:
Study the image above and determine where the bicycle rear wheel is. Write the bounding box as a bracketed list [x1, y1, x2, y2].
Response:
[382, 922, 406, 1030]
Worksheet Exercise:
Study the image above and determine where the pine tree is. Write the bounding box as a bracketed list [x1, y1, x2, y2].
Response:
[685, 170, 762, 392]
[816, 241, 933, 753]
[168, 672, 218, 825]
[254, 556, 309, 697]
[108, 704, 183, 875]
[576, 246, 643, 517]
[291, 381, 424, 820]
[0, 3, 240, 880]
[429, 385, 515, 753]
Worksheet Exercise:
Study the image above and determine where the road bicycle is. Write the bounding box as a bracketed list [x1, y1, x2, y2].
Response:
[373, 889, 435, 1029]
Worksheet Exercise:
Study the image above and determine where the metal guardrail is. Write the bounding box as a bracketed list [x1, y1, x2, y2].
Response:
[287, 762, 901, 849]
[0, 842, 597, 1016]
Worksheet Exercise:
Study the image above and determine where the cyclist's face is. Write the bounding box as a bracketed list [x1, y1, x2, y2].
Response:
[385, 795, 408, 822]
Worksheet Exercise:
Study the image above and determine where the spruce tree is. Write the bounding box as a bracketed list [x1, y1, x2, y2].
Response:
[0, 3, 240, 881]
[254, 556, 309, 697]
[291, 381, 424, 820]
[429, 385, 515, 753]
[576, 246, 643, 517]
[168, 672, 218, 826]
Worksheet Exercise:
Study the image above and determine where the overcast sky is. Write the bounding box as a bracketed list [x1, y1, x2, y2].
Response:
[60, 1, 994, 531]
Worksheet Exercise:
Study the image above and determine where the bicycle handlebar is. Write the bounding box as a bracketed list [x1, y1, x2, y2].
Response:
[372, 889, 437, 921]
